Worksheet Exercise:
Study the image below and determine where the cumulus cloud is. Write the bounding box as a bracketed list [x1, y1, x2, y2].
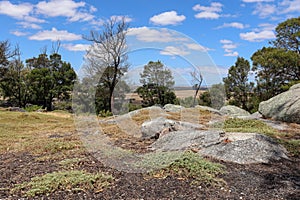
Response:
[0, 1, 33, 19]
[185, 43, 211, 52]
[29, 28, 82, 41]
[10, 30, 29, 36]
[149, 11, 186, 25]
[127, 27, 187, 43]
[252, 3, 276, 18]
[280, 0, 300, 14]
[36, 0, 94, 22]
[216, 22, 248, 29]
[240, 30, 275, 42]
[160, 46, 189, 56]
[193, 2, 223, 19]
[62, 43, 90, 51]
[220, 39, 239, 57]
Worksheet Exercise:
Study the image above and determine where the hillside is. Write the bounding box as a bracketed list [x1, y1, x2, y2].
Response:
[0, 108, 299, 199]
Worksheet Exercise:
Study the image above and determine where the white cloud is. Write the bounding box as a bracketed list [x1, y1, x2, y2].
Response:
[160, 46, 189, 56]
[220, 39, 233, 44]
[10, 30, 28, 36]
[36, 0, 94, 22]
[63, 43, 90, 51]
[224, 51, 239, 57]
[17, 21, 42, 29]
[193, 2, 223, 19]
[216, 22, 248, 29]
[127, 27, 187, 43]
[252, 3, 276, 18]
[0, 1, 33, 19]
[185, 43, 211, 52]
[149, 11, 186, 25]
[110, 15, 133, 23]
[242, 0, 274, 2]
[240, 30, 275, 42]
[220, 39, 239, 57]
[29, 28, 82, 41]
[280, 0, 300, 13]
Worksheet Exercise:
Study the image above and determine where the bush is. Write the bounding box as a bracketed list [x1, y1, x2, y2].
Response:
[24, 105, 43, 112]
[98, 110, 113, 117]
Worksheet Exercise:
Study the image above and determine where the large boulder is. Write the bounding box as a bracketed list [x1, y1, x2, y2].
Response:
[141, 117, 205, 139]
[200, 132, 288, 164]
[259, 83, 300, 124]
[150, 130, 225, 151]
[220, 105, 250, 117]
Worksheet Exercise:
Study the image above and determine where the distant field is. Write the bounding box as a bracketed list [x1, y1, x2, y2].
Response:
[126, 89, 206, 101]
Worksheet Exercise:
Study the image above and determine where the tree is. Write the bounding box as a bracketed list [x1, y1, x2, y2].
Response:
[223, 57, 253, 111]
[199, 83, 225, 109]
[251, 47, 300, 101]
[26, 52, 76, 110]
[272, 16, 300, 54]
[84, 17, 129, 112]
[137, 61, 176, 107]
[190, 70, 203, 107]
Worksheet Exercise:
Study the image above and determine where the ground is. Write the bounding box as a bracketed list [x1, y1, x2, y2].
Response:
[0, 109, 299, 199]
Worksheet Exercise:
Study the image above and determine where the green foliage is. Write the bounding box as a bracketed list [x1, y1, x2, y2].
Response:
[223, 57, 253, 111]
[199, 84, 225, 109]
[26, 53, 77, 111]
[151, 151, 225, 186]
[199, 90, 211, 107]
[218, 118, 278, 136]
[251, 47, 300, 101]
[272, 16, 300, 53]
[137, 61, 176, 107]
[126, 103, 142, 112]
[179, 96, 196, 108]
[24, 105, 43, 112]
[140, 60, 174, 88]
[98, 110, 113, 117]
[12, 170, 113, 197]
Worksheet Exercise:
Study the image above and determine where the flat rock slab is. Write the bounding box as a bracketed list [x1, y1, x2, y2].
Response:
[200, 132, 289, 164]
[141, 117, 205, 139]
[150, 130, 225, 151]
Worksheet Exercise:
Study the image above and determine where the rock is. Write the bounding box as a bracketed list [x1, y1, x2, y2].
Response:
[150, 130, 225, 151]
[141, 117, 205, 139]
[237, 111, 263, 120]
[259, 83, 300, 124]
[195, 105, 222, 115]
[200, 132, 288, 164]
[220, 105, 250, 117]
[7, 107, 26, 112]
[163, 104, 184, 112]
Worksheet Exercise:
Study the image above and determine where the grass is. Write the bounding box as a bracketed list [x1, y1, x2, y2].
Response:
[149, 151, 225, 186]
[0, 110, 79, 154]
[12, 170, 113, 197]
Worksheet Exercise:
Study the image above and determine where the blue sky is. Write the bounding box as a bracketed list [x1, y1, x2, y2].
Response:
[0, 0, 299, 85]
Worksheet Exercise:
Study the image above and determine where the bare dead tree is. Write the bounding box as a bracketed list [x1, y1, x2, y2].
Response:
[51, 40, 61, 54]
[191, 69, 203, 107]
[83, 17, 129, 112]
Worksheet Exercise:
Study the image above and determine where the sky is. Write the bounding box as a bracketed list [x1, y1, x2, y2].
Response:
[0, 0, 299, 86]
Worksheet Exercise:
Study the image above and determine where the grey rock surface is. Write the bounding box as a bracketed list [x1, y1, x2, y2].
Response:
[141, 117, 205, 138]
[220, 105, 250, 117]
[259, 83, 300, 124]
[200, 132, 288, 164]
[150, 130, 225, 151]
[163, 104, 184, 112]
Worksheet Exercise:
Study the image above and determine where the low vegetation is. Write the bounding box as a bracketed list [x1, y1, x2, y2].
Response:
[148, 151, 225, 186]
[12, 170, 113, 197]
